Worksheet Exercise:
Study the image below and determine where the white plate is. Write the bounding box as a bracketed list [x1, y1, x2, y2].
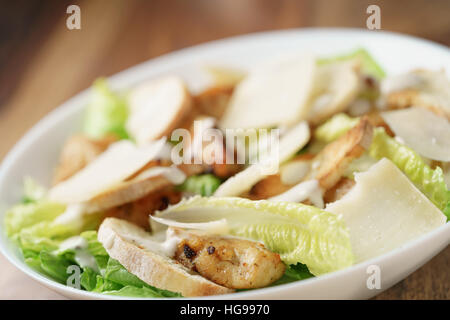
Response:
[0, 28, 449, 300]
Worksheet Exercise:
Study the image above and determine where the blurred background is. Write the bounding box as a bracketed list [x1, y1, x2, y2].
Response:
[0, 0, 449, 299]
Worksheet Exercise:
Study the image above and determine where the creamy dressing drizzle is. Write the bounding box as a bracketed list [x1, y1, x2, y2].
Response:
[121, 228, 182, 258]
[57, 236, 99, 272]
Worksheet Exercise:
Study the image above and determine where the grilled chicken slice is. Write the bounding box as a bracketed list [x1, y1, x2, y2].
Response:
[306, 117, 373, 191]
[53, 134, 117, 185]
[172, 228, 285, 289]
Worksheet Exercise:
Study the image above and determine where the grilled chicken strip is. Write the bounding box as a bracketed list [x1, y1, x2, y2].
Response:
[306, 117, 373, 191]
[172, 228, 285, 289]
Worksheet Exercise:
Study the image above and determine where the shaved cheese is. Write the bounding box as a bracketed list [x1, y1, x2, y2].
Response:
[269, 180, 324, 208]
[382, 107, 450, 161]
[308, 60, 360, 124]
[151, 216, 229, 235]
[214, 121, 310, 197]
[220, 53, 316, 129]
[126, 76, 191, 145]
[326, 158, 446, 263]
[278, 121, 310, 162]
[280, 160, 310, 185]
[49, 139, 166, 203]
[131, 166, 186, 185]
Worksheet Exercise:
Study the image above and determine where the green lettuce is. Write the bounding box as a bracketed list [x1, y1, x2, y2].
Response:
[154, 196, 354, 275]
[314, 113, 360, 143]
[272, 263, 314, 286]
[5, 201, 65, 236]
[178, 174, 222, 196]
[83, 78, 129, 140]
[370, 128, 450, 218]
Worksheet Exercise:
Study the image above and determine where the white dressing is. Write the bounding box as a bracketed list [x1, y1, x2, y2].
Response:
[57, 236, 99, 272]
[120, 228, 182, 258]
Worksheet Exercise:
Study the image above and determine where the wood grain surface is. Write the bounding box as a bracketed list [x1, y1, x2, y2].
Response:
[0, 0, 448, 300]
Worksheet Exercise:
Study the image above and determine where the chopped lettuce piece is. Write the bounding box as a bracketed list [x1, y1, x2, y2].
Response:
[83, 78, 129, 140]
[178, 174, 222, 196]
[5, 201, 65, 236]
[80, 267, 98, 291]
[153, 196, 354, 275]
[314, 113, 360, 143]
[39, 251, 74, 284]
[370, 128, 450, 218]
[272, 263, 314, 286]
[77, 231, 181, 297]
[319, 48, 386, 79]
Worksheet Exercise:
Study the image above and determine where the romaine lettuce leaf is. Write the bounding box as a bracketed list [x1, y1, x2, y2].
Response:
[153, 196, 354, 275]
[5, 201, 66, 236]
[39, 251, 74, 284]
[83, 78, 129, 140]
[370, 128, 450, 219]
[272, 263, 314, 286]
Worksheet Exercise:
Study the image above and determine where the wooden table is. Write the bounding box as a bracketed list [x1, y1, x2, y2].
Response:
[0, 0, 449, 300]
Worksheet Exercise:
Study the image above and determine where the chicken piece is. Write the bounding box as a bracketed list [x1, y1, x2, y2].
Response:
[323, 177, 356, 204]
[307, 117, 373, 191]
[53, 134, 117, 185]
[193, 85, 234, 119]
[365, 111, 395, 136]
[172, 228, 285, 289]
[387, 89, 450, 120]
[103, 187, 182, 230]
